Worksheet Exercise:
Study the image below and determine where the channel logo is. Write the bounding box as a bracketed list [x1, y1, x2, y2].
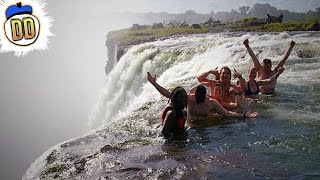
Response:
[0, 0, 53, 56]
[4, 2, 40, 46]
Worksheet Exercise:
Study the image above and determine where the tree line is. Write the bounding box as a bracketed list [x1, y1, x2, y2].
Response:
[114, 3, 320, 25]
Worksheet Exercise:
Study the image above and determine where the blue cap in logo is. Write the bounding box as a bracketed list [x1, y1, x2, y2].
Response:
[6, 2, 33, 20]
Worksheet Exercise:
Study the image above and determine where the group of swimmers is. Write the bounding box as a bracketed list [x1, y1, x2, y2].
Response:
[147, 39, 296, 140]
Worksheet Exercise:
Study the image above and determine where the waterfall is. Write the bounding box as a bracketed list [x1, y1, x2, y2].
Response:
[89, 32, 320, 128]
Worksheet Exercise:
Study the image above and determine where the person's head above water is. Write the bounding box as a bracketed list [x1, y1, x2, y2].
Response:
[170, 87, 188, 109]
[262, 59, 272, 72]
[248, 67, 257, 80]
[212, 82, 224, 98]
[219, 66, 232, 84]
[195, 85, 207, 103]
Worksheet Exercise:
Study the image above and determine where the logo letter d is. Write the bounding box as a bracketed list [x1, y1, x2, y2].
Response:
[10, 19, 23, 41]
[23, 17, 35, 39]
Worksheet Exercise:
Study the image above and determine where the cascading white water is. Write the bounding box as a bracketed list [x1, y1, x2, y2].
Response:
[89, 32, 320, 129]
[24, 31, 320, 180]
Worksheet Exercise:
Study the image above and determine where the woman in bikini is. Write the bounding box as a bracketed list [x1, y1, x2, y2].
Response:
[233, 67, 285, 97]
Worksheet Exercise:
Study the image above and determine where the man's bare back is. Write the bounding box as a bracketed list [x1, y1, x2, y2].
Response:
[187, 95, 216, 119]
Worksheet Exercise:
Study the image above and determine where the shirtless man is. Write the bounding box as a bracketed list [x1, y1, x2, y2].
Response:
[186, 85, 254, 124]
[233, 67, 285, 96]
[197, 66, 242, 109]
[243, 39, 296, 94]
[147, 72, 258, 123]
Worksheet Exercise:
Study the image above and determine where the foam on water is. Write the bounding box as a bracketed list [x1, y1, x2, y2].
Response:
[89, 32, 320, 129]
[24, 32, 320, 180]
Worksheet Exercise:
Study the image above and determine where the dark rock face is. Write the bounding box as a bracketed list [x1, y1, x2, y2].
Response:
[116, 48, 125, 61]
[105, 39, 116, 75]
[105, 32, 156, 75]
[105, 42, 129, 73]
[105, 38, 125, 74]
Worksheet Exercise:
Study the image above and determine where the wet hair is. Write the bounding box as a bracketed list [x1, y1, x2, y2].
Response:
[169, 87, 187, 118]
[195, 85, 207, 103]
[213, 83, 223, 95]
[263, 59, 272, 65]
[169, 86, 187, 108]
[220, 66, 232, 81]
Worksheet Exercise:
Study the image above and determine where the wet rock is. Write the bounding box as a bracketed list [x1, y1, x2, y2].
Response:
[46, 150, 57, 164]
[41, 164, 66, 178]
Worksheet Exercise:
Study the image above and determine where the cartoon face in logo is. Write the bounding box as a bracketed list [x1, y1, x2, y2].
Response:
[4, 2, 40, 46]
[0, 0, 53, 56]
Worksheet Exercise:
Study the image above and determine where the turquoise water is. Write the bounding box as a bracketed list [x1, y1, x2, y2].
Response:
[25, 32, 320, 179]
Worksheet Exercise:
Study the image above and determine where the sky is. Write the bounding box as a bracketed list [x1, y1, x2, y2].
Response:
[87, 0, 320, 13]
[0, 0, 319, 179]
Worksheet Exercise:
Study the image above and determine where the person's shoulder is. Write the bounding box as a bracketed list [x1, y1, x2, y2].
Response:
[165, 109, 176, 117]
[188, 94, 196, 101]
[207, 98, 219, 105]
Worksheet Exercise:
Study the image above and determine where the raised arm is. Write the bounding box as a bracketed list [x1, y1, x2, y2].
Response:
[197, 68, 219, 84]
[209, 98, 259, 118]
[257, 67, 285, 86]
[147, 72, 171, 98]
[275, 41, 296, 71]
[243, 39, 262, 70]
[233, 69, 246, 93]
[188, 84, 203, 95]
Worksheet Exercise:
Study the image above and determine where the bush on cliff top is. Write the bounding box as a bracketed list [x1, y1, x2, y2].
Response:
[108, 26, 208, 46]
[108, 18, 319, 46]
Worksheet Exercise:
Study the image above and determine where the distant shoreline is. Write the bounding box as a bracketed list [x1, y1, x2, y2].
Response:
[107, 18, 319, 47]
[105, 18, 319, 66]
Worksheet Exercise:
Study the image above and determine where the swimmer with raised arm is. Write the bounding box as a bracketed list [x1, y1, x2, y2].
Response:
[147, 72, 259, 128]
[197, 66, 242, 109]
[233, 67, 285, 96]
[243, 39, 295, 94]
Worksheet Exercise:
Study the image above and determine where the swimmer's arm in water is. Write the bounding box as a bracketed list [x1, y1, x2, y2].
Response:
[274, 41, 296, 71]
[209, 98, 259, 118]
[209, 98, 242, 118]
[222, 87, 240, 109]
[223, 95, 240, 109]
[243, 39, 262, 70]
[161, 110, 176, 139]
[147, 72, 171, 98]
[257, 67, 285, 86]
[222, 101, 238, 110]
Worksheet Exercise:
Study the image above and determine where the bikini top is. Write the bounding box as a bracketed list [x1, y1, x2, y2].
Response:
[245, 81, 259, 95]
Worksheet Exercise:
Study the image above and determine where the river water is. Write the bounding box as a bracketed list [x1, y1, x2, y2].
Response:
[24, 32, 320, 179]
